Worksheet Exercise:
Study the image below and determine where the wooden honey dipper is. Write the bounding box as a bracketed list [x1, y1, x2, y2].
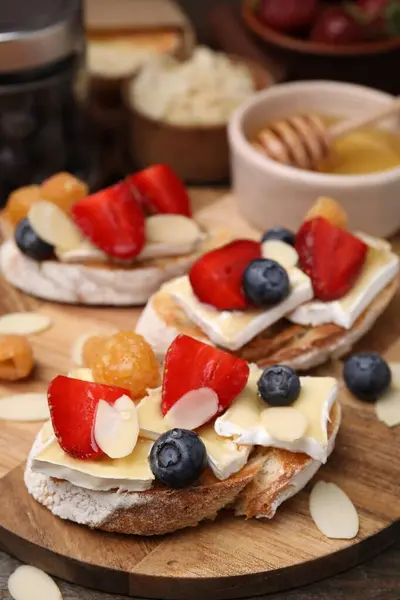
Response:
[253, 98, 400, 170]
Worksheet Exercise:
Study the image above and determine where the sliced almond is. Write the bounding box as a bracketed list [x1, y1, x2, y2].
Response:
[40, 419, 55, 444]
[261, 240, 298, 269]
[146, 215, 201, 245]
[55, 240, 106, 263]
[28, 200, 83, 250]
[94, 394, 139, 459]
[305, 196, 348, 229]
[67, 368, 94, 382]
[309, 481, 359, 540]
[261, 406, 308, 442]
[164, 387, 219, 430]
[8, 565, 62, 600]
[0, 312, 52, 336]
[375, 363, 400, 427]
[0, 393, 49, 421]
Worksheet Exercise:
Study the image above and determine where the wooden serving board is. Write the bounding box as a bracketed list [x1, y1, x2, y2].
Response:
[0, 191, 399, 599]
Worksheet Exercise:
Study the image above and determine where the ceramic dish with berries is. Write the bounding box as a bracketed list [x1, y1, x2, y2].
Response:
[136, 197, 399, 371]
[243, 0, 400, 53]
[0, 167, 227, 305]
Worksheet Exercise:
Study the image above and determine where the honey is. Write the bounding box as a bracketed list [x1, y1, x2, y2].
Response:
[319, 116, 400, 176]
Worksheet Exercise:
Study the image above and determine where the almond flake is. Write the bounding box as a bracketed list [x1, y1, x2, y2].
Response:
[0, 393, 49, 421]
[0, 312, 52, 335]
[261, 406, 308, 442]
[164, 387, 219, 430]
[146, 215, 201, 245]
[8, 565, 62, 600]
[67, 368, 94, 382]
[28, 200, 83, 250]
[309, 481, 359, 540]
[40, 419, 55, 444]
[375, 363, 400, 427]
[261, 240, 298, 269]
[55, 240, 106, 263]
[94, 395, 139, 458]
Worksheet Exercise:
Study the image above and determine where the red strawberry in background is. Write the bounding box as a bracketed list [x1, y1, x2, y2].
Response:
[310, 6, 366, 44]
[127, 164, 192, 217]
[162, 335, 249, 416]
[189, 240, 261, 310]
[71, 182, 145, 260]
[48, 376, 131, 459]
[258, 0, 319, 32]
[296, 217, 368, 302]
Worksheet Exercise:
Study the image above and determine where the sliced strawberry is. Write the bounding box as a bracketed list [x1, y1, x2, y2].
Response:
[127, 164, 192, 217]
[48, 376, 131, 460]
[189, 240, 261, 310]
[296, 217, 368, 301]
[162, 335, 249, 416]
[71, 182, 145, 260]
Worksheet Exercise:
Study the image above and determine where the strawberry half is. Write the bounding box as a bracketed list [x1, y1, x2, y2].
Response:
[161, 335, 249, 416]
[48, 376, 131, 460]
[189, 240, 261, 310]
[296, 217, 368, 301]
[127, 164, 192, 217]
[71, 182, 145, 260]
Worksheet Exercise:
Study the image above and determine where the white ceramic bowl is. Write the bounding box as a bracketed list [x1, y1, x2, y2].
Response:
[228, 81, 400, 238]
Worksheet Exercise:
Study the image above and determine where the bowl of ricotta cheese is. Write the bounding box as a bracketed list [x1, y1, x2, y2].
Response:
[124, 46, 272, 182]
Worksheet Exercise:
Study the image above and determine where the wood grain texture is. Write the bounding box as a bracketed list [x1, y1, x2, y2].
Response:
[0, 190, 398, 598]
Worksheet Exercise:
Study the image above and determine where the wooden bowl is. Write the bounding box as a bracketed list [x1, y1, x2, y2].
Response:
[123, 55, 272, 183]
[241, 0, 400, 94]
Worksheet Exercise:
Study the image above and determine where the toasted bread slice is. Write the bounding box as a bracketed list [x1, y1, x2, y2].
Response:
[25, 403, 340, 535]
[0, 231, 231, 306]
[136, 279, 397, 370]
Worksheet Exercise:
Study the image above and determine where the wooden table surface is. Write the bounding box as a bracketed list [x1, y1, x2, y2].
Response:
[0, 188, 398, 599]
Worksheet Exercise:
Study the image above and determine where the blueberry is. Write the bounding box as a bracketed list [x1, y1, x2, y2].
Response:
[258, 365, 301, 406]
[343, 352, 391, 402]
[15, 218, 54, 261]
[243, 259, 290, 306]
[150, 429, 208, 489]
[261, 227, 296, 247]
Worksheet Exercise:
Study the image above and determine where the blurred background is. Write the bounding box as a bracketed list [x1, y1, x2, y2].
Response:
[0, 0, 399, 235]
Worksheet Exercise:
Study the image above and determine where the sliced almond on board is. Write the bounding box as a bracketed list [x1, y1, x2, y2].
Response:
[261, 240, 299, 269]
[28, 200, 83, 250]
[0, 393, 49, 422]
[375, 362, 400, 427]
[146, 215, 202, 245]
[67, 367, 94, 382]
[8, 565, 62, 600]
[0, 313, 52, 336]
[309, 481, 359, 540]
[261, 406, 308, 442]
[164, 388, 219, 430]
[94, 394, 139, 459]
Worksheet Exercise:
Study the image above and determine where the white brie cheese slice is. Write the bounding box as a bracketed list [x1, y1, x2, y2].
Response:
[137, 388, 252, 480]
[163, 269, 313, 351]
[215, 365, 338, 462]
[289, 240, 399, 330]
[31, 437, 154, 492]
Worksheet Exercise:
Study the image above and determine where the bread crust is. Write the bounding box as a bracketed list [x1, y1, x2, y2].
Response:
[136, 279, 398, 369]
[25, 404, 340, 535]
